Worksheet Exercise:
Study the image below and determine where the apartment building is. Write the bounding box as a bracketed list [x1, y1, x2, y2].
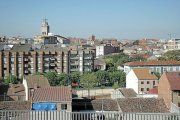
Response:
[167, 38, 180, 50]
[96, 44, 120, 58]
[124, 61, 180, 74]
[0, 44, 69, 79]
[69, 48, 95, 73]
[0, 44, 95, 79]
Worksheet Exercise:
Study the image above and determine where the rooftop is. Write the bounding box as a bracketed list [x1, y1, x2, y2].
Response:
[132, 68, 158, 80]
[7, 84, 25, 96]
[91, 99, 119, 111]
[24, 75, 50, 88]
[165, 72, 180, 90]
[119, 88, 137, 98]
[124, 61, 180, 66]
[0, 101, 31, 110]
[117, 98, 169, 113]
[11, 44, 32, 52]
[32, 86, 72, 102]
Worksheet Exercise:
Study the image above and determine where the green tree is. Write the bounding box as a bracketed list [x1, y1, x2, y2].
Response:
[69, 72, 80, 83]
[153, 72, 161, 79]
[80, 73, 98, 97]
[44, 71, 57, 86]
[130, 55, 146, 61]
[158, 50, 180, 61]
[108, 70, 126, 87]
[57, 73, 69, 86]
[105, 53, 130, 67]
[112, 83, 119, 90]
[95, 70, 108, 86]
[4, 74, 18, 84]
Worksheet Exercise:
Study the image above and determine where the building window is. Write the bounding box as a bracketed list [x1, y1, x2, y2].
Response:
[178, 92, 180, 96]
[153, 81, 155, 85]
[61, 104, 67, 110]
[147, 88, 149, 91]
[147, 81, 149, 84]
[176, 67, 179, 71]
[163, 67, 167, 72]
[170, 67, 173, 71]
[141, 88, 144, 92]
[11, 58, 14, 62]
[141, 81, 144, 84]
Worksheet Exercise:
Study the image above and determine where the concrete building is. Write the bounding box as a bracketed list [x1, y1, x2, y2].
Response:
[123, 61, 180, 74]
[69, 48, 95, 73]
[167, 38, 180, 50]
[41, 19, 50, 36]
[96, 44, 120, 58]
[126, 68, 158, 94]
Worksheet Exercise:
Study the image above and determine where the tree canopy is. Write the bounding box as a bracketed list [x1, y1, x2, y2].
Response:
[158, 50, 180, 61]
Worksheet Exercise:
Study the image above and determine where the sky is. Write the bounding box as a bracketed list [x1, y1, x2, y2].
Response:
[0, 0, 180, 40]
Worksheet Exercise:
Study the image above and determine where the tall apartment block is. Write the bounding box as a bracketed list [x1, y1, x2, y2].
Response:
[0, 44, 95, 79]
[70, 48, 95, 73]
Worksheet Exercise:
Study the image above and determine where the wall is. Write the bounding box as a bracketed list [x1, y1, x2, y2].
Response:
[126, 70, 138, 93]
[138, 79, 158, 93]
[57, 102, 72, 112]
[172, 91, 180, 107]
[158, 73, 172, 108]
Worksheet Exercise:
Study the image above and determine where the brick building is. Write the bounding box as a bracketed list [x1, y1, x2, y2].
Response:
[0, 44, 95, 80]
[158, 72, 180, 108]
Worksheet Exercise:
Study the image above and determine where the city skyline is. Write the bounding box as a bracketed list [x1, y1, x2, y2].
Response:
[0, 0, 180, 39]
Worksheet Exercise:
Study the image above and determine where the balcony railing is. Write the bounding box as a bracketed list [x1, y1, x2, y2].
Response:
[0, 110, 179, 120]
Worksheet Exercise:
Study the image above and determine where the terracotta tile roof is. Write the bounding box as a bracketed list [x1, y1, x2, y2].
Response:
[32, 86, 72, 102]
[25, 75, 50, 88]
[117, 98, 169, 113]
[0, 101, 31, 110]
[119, 88, 137, 98]
[165, 72, 180, 90]
[7, 84, 25, 96]
[91, 99, 119, 111]
[133, 68, 158, 80]
[124, 61, 180, 66]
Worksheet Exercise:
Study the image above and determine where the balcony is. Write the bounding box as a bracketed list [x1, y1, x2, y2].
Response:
[50, 63, 56, 67]
[70, 68, 79, 72]
[84, 62, 92, 65]
[24, 70, 29, 74]
[84, 56, 92, 59]
[44, 64, 49, 67]
[44, 58, 49, 61]
[50, 58, 55, 61]
[71, 62, 79, 65]
[24, 64, 29, 68]
[24, 58, 29, 62]
[70, 57, 79, 60]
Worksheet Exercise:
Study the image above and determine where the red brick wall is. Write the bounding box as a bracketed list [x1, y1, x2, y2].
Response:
[158, 73, 172, 108]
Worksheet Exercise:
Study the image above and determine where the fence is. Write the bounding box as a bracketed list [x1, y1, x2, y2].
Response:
[0, 110, 180, 120]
